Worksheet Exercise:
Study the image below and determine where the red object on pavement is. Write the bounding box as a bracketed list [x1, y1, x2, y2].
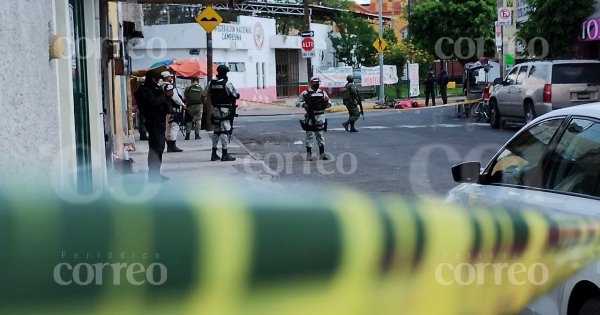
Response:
[395, 99, 421, 109]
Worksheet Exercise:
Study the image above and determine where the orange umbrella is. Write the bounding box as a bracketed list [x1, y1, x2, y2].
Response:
[168, 58, 218, 78]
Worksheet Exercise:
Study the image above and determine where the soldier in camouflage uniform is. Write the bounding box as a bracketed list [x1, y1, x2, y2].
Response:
[207, 65, 240, 162]
[342, 75, 360, 132]
[297, 77, 330, 161]
[184, 76, 204, 140]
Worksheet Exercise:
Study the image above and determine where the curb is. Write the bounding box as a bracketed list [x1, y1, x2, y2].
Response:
[324, 99, 480, 113]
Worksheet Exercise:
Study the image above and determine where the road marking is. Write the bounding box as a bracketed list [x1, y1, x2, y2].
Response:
[394, 125, 428, 129]
[362, 126, 389, 130]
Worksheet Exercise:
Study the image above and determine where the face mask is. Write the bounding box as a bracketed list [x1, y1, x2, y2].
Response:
[312, 84, 319, 90]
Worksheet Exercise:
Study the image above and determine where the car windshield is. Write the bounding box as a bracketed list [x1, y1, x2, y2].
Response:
[488, 119, 564, 186]
[551, 64, 600, 84]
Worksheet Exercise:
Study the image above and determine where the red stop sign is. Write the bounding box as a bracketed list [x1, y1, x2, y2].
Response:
[301, 37, 314, 51]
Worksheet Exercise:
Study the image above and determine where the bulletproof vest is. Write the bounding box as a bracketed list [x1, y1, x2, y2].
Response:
[307, 90, 328, 114]
[187, 85, 204, 104]
[209, 79, 231, 106]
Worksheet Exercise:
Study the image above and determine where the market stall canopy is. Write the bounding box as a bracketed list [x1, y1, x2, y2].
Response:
[150, 58, 174, 69]
[130, 64, 168, 78]
[168, 58, 217, 78]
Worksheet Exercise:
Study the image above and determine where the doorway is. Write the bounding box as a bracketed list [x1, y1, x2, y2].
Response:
[275, 49, 299, 97]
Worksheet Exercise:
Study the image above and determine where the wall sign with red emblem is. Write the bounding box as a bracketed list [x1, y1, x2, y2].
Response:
[253, 22, 264, 49]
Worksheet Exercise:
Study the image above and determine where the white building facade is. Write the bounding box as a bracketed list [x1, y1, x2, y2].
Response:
[131, 15, 335, 101]
[1, 0, 143, 193]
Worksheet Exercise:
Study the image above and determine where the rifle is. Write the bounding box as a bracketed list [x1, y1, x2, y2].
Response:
[357, 95, 364, 120]
[228, 98, 239, 142]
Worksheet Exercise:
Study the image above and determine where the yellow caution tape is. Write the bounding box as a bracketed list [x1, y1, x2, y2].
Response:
[1, 180, 599, 315]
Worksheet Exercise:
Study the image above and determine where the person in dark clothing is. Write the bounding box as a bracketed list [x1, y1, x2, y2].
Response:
[424, 71, 436, 107]
[134, 71, 172, 183]
[438, 69, 450, 104]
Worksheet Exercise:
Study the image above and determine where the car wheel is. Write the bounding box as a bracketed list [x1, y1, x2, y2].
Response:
[524, 102, 537, 124]
[490, 99, 501, 129]
[579, 296, 600, 315]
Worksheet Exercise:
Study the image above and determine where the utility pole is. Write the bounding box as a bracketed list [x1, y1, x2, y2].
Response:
[205, 30, 213, 131]
[303, 0, 312, 79]
[391, 0, 394, 35]
[378, 0, 384, 102]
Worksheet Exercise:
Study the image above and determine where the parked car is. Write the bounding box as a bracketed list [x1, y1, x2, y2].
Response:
[352, 68, 376, 99]
[489, 60, 600, 129]
[447, 102, 600, 315]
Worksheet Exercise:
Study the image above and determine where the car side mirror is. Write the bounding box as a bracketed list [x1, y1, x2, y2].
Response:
[493, 78, 503, 86]
[452, 162, 481, 183]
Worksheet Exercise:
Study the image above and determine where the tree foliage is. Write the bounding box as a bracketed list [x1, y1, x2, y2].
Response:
[409, 0, 496, 63]
[518, 0, 595, 58]
[143, 4, 198, 25]
[330, 13, 400, 67]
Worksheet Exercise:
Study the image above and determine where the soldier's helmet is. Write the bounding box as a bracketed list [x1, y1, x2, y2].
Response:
[347, 75, 354, 82]
[216, 65, 230, 75]
[310, 77, 321, 83]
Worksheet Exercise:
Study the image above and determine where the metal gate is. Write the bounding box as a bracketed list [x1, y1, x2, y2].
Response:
[275, 49, 299, 97]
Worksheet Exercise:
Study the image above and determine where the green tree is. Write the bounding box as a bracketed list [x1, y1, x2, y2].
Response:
[518, 0, 595, 58]
[143, 4, 199, 25]
[408, 0, 496, 63]
[329, 13, 379, 67]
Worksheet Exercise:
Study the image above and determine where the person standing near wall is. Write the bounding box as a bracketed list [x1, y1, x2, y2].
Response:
[134, 71, 171, 183]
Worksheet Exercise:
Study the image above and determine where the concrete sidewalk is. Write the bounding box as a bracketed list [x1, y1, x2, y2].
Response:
[121, 130, 279, 184]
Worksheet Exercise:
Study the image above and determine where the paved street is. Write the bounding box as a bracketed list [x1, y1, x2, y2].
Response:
[236, 105, 521, 197]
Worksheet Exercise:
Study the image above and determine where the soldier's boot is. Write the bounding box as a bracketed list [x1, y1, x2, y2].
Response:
[211, 148, 221, 161]
[185, 132, 190, 140]
[221, 149, 236, 162]
[342, 121, 350, 132]
[195, 132, 201, 140]
[319, 145, 329, 160]
[167, 141, 183, 153]
[349, 121, 358, 132]
[305, 147, 313, 161]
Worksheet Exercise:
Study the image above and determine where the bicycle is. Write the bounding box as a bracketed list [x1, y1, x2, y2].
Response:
[469, 100, 489, 122]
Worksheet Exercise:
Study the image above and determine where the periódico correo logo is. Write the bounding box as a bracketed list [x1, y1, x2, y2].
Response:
[53, 262, 167, 286]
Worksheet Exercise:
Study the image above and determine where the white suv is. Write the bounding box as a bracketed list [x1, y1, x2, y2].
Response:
[489, 60, 600, 129]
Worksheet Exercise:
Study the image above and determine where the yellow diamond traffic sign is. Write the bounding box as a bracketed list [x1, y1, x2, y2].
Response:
[195, 6, 223, 33]
[373, 36, 387, 53]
